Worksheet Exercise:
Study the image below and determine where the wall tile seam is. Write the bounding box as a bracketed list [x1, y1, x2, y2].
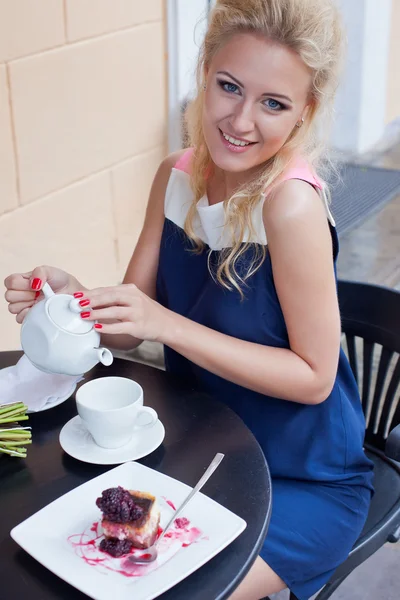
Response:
[1, 18, 162, 65]
[4, 63, 21, 204]
[108, 170, 121, 271]
[1, 142, 165, 216]
[62, 0, 68, 43]
[110, 143, 167, 171]
[0, 42, 66, 66]
[65, 18, 163, 44]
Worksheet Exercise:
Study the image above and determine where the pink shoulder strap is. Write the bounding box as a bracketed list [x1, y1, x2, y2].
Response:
[277, 158, 335, 225]
[279, 157, 323, 189]
[174, 148, 194, 174]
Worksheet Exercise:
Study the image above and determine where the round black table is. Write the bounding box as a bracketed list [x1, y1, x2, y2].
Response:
[0, 351, 271, 600]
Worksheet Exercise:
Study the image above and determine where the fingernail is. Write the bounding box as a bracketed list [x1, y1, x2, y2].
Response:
[35, 291, 41, 299]
[31, 278, 42, 290]
[79, 299, 90, 307]
[94, 323, 103, 329]
[80, 311, 91, 319]
[74, 292, 84, 299]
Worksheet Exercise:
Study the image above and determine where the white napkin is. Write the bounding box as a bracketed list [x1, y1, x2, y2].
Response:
[0, 354, 83, 413]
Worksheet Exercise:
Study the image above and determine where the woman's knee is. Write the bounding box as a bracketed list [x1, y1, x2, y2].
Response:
[228, 556, 287, 600]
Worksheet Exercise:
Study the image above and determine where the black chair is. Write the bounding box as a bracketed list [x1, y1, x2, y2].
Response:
[286, 281, 400, 600]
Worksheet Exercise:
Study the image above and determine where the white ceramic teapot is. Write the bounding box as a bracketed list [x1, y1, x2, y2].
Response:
[21, 283, 113, 376]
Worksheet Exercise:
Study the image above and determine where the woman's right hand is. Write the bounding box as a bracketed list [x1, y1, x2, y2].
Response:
[4, 266, 83, 324]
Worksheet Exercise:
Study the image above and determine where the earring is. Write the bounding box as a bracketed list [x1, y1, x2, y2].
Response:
[203, 83, 207, 91]
[296, 117, 305, 128]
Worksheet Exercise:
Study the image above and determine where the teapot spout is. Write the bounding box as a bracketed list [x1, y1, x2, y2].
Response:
[95, 347, 113, 367]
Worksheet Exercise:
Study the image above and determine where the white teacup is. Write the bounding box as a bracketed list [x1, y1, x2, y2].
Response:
[76, 377, 158, 449]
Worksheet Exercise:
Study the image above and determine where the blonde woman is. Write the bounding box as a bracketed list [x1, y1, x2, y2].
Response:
[5, 1, 373, 598]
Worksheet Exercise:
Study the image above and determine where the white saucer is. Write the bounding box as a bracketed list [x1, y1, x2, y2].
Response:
[27, 383, 78, 414]
[59, 415, 165, 465]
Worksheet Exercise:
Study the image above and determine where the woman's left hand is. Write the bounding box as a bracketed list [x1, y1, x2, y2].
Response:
[77, 284, 173, 342]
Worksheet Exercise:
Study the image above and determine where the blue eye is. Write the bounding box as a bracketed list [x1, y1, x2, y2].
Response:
[218, 80, 240, 94]
[264, 98, 284, 111]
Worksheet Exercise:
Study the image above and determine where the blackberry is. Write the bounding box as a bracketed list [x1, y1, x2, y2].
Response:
[99, 537, 133, 557]
[96, 487, 144, 523]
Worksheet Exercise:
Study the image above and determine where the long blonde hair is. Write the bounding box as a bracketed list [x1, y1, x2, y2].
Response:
[184, 0, 344, 294]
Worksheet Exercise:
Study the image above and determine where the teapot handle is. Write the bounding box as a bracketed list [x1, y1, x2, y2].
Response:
[42, 282, 55, 299]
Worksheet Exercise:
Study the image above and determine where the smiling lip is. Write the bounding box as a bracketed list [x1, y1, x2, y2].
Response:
[219, 129, 257, 153]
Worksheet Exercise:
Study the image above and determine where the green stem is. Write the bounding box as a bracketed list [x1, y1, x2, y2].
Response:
[0, 413, 26, 424]
[0, 440, 32, 447]
[0, 435, 31, 443]
[0, 432, 31, 438]
[0, 404, 30, 457]
[0, 402, 26, 416]
[0, 416, 29, 424]
[0, 426, 31, 431]
[0, 446, 26, 457]
[0, 407, 28, 422]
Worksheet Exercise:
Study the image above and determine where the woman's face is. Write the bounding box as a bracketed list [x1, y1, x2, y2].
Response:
[202, 33, 313, 175]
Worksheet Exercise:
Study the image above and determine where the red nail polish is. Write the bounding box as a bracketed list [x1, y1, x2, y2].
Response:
[79, 299, 90, 307]
[74, 292, 84, 298]
[31, 278, 42, 290]
[94, 324, 103, 329]
[35, 291, 41, 299]
[80, 311, 91, 319]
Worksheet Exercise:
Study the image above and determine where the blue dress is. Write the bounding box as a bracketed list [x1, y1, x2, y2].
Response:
[156, 151, 374, 599]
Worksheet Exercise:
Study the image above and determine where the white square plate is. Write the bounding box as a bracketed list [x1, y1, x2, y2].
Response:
[11, 462, 247, 600]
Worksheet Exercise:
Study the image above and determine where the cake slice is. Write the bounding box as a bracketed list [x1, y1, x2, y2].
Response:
[96, 487, 160, 555]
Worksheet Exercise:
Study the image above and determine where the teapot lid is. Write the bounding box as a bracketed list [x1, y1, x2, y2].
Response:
[47, 295, 93, 334]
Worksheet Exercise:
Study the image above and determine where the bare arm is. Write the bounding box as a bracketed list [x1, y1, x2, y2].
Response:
[100, 150, 185, 351]
[158, 180, 341, 404]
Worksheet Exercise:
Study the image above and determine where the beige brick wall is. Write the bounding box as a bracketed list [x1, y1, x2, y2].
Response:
[0, 0, 167, 351]
[386, 0, 400, 124]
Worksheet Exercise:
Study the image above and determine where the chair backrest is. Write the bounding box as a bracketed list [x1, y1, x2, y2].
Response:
[338, 280, 400, 451]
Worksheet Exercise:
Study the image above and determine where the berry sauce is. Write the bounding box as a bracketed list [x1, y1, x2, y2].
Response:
[162, 497, 176, 511]
[68, 498, 204, 578]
